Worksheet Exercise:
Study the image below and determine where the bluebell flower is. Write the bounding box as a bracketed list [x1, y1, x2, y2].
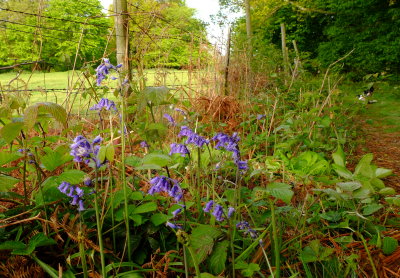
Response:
[140, 141, 149, 148]
[70, 135, 105, 168]
[236, 221, 258, 239]
[166, 221, 182, 229]
[148, 176, 183, 203]
[227, 207, 235, 218]
[169, 143, 190, 157]
[163, 113, 176, 126]
[84, 177, 92, 186]
[58, 182, 86, 212]
[90, 98, 118, 112]
[212, 204, 224, 221]
[95, 58, 121, 86]
[78, 199, 85, 211]
[178, 126, 209, 148]
[212, 132, 248, 172]
[203, 200, 215, 212]
[257, 114, 266, 120]
[175, 108, 187, 116]
[172, 208, 182, 218]
[58, 181, 71, 194]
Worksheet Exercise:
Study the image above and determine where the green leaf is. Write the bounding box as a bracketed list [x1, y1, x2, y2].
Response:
[41, 148, 72, 171]
[97, 146, 107, 164]
[371, 178, 385, 190]
[362, 204, 383, 216]
[141, 86, 170, 106]
[0, 122, 24, 144]
[332, 146, 346, 167]
[300, 240, 334, 263]
[0, 151, 20, 165]
[150, 213, 170, 226]
[332, 164, 353, 179]
[132, 202, 157, 214]
[105, 144, 115, 162]
[208, 240, 229, 275]
[267, 182, 293, 204]
[24, 102, 67, 129]
[0, 241, 26, 251]
[354, 153, 374, 177]
[379, 187, 396, 195]
[375, 168, 392, 179]
[141, 153, 171, 168]
[0, 175, 19, 191]
[57, 170, 85, 184]
[382, 237, 398, 255]
[189, 225, 222, 266]
[125, 156, 142, 167]
[337, 181, 362, 192]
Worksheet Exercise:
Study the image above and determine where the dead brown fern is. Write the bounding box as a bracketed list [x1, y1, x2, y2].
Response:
[0, 255, 44, 278]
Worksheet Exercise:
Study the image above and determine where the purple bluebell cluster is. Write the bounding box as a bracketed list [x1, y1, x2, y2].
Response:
[140, 141, 150, 148]
[163, 113, 176, 126]
[58, 181, 85, 211]
[236, 221, 258, 239]
[90, 98, 118, 112]
[169, 143, 190, 157]
[178, 126, 209, 148]
[70, 135, 105, 168]
[203, 200, 234, 222]
[212, 132, 248, 172]
[95, 58, 122, 86]
[148, 175, 183, 202]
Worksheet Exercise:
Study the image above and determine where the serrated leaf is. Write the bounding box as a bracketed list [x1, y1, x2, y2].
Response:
[57, 170, 85, 184]
[354, 153, 374, 177]
[24, 102, 67, 129]
[208, 240, 229, 275]
[150, 213, 170, 226]
[141, 86, 170, 107]
[0, 122, 24, 144]
[41, 150, 72, 171]
[362, 203, 383, 216]
[0, 175, 19, 191]
[337, 181, 362, 192]
[332, 164, 353, 179]
[267, 182, 293, 204]
[382, 237, 398, 255]
[132, 202, 157, 214]
[375, 168, 392, 179]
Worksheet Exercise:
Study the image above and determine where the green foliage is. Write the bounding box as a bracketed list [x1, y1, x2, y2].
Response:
[382, 237, 398, 255]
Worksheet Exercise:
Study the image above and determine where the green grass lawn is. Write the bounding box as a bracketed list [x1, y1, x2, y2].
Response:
[0, 69, 203, 110]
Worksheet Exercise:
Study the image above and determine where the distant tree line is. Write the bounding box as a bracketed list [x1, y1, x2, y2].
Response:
[0, 0, 209, 71]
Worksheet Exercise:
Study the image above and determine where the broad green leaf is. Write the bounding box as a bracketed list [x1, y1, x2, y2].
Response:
[11, 233, 56, 255]
[141, 153, 171, 168]
[267, 182, 293, 204]
[0, 240, 26, 250]
[132, 202, 157, 214]
[208, 240, 229, 275]
[189, 225, 222, 266]
[382, 237, 398, 255]
[141, 86, 170, 106]
[135, 164, 162, 170]
[354, 153, 374, 177]
[375, 168, 392, 179]
[300, 240, 334, 263]
[0, 122, 24, 144]
[125, 156, 142, 167]
[0, 175, 19, 191]
[34, 176, 64, 205]
[24, 102, 67, 129]
[150, 213, 170, 226]
[337, 181, 362, 192]
[332, 164, 353, 179]
[41, 149, 72, 171]
[129, 214, 143, 225]
[362, 204, 383, 215]
[97, 146, 107, 164]
[379, 187, 396, 195]
[106, 144, 115, 162]
[0, 152, 21, 165]
[332, 146, 346, 167]
[353, 187, 371, 199]
[385, 196, 400, 206]
[57, 170, 85, 184]
[371, 178, 385, 190]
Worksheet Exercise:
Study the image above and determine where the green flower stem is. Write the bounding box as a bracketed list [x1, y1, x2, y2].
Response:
[186, 245, 201, 277]
[229, 220, 236, 278]
[94, 168, 106, 276]
[78, 230, 89, 278]
[120, 90, 132, 263]
[270, 201, 280, 278]
[358, 232, 378, 278]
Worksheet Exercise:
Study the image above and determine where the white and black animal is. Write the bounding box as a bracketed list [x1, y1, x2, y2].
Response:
[357, 86, 376, 103]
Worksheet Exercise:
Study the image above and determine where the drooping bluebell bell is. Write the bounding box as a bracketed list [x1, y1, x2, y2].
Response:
[148, 176, 183, 203]
[90, 98, 118, 112]
[70, 135, 105, 168]
[84, 177, 92, 186]
[95, 58, 121, 86]
[140, 141, 149, 148]
[169, 143, 190, 157]
[163, 113, 176, 126]
[178, 126, 209, 148]
[236, 221, 258, 239]
[227, 207, 235, 218]
[166, 221, 182, 229]
[212, 204, 224, 221]
[203, 200, 215, 212]
[172, 208, 182, 218]
[212, 132, 248, 172]
[257, 114, 266, 120]
[58, 182, 86, 212]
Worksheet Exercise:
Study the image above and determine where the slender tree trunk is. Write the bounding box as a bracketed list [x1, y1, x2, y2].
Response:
[114, 0, 131, 83]
[280, 23, 290, 77]
[244, 0, 253, 95]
